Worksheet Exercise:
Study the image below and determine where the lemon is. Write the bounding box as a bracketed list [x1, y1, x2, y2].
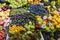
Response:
[52, 19, 56, 22]
[54, 21, 58, 25]
[43, 21, 46, 24]
[44, 0, 49, 2]
[57, 18, 60, 22]
[1, 17, 5, 20]
[53, 15, 57, 18]
[0, 12, 4, 16]
[56, 25, 60, 28]
[45, 27, 49, 31]
[9, 25, 24, 34]
[50, 26, 54, 30]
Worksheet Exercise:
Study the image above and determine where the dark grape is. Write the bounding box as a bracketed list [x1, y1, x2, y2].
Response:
[54, 30, 60, 40]
[42, 32, 51, 40]
[10, 12, 35, 26]
[44, 2, 51, 6]
[30, 4, 48, 15]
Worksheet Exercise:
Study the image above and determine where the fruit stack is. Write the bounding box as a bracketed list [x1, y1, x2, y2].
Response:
[0, 0, 60, 40]
[29, 0, 48, 15]
[0, 29, 6, 40]
[0, 6, 10, 29]
[0, 6, 10, 40]
[7, 0, 60, 40]
[28, 0, 41, 4]
[35, 10, 60, 31]
[5, 0, 28, 8]
[8, 13, 42, 40]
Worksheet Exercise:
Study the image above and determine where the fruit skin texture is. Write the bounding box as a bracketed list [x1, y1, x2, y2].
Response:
[56, 25, 60, 29]
[28, 0, 41, 4]
[0, 6, 10, 29]
[9, 25, 24, 34]
[45, 27, 49, 31]
[50, 26, 55, 30]
[24, 21, 35, 32]
[35, 15, 42, 25]
[0, 30, 6, 40]
[5, 0, 27, 8]
[30, 4, 48, 15]
[0, 17, 10, 29]
[0, 8, 10, 20]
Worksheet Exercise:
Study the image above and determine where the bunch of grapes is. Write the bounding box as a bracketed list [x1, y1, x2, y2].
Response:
[57, 0, 60, 6]
[54, 30, 60, 40]
[30, 4, 48, 15]
[0, 3, 6, 8]
[10, 7, 28, 15]
[5, 0, 27, 8]
[24, 21, 35, 34]
[9, 13, 35, 26]
[42, 32, 52, 40]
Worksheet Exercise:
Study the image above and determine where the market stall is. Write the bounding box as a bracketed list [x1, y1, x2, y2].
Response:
[0, 0, 60, 40]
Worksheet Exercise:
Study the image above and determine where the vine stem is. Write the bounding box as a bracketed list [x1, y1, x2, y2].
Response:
[40, 32, 44, 40]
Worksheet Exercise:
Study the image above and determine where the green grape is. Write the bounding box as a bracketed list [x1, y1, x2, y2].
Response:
[44, 0, 49, 2]
[5, 0, 28, 8]
[57, 0, 60, 6]
[29, 21, 32, 25]
[51, 1, 56, 9]
[26, 31, 32, 34]
[51, 1, 56, 6]
[0, 3, 6, 7]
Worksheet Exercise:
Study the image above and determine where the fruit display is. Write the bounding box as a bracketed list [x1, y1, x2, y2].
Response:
[0, 6, 10, 40]
[8, 12, 60, 40]
[0, 0, 60, 40]
[8, 19, 41, 40]
[0, 6, 10, 29]
[9, 13, 35, 26]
